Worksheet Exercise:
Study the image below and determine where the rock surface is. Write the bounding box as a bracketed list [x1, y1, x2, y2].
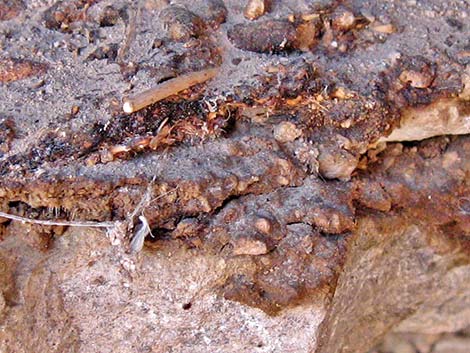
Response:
[369, 330, 470, 353]
[0, 0, 469, 352]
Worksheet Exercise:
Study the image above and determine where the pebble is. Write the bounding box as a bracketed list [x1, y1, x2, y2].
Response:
[232, 237, 268, 256]
[254, 217, 272, 235]
[244, 0, 267, 21]
[273, 121, 302, 143]
[318, 148, 358, 180]
[160, 5, 205, 42]
[228, 19, 297, 54]
[99, 5, 121, 27]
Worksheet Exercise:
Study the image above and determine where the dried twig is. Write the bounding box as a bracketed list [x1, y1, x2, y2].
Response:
[128, 177, 156, 220]
[117, 0, 142, 62]
[0, 211, 114, 228]
[0, 178, 178, 259]
[123, 68, 219, 113]
[0, 185, 176, 231]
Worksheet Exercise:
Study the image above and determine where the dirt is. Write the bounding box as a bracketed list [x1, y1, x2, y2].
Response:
[0, 0, 469, 352]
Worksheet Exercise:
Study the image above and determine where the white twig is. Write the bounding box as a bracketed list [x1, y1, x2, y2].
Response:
[0, 181, 178, 255]
[122, 68, 219, 113]
[0, 211, 115, 228]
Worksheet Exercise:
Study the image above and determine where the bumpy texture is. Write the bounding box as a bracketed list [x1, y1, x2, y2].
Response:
[0, 1, 469, 352]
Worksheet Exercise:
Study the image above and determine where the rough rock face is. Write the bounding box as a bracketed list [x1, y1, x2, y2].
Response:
[317, 216, 470, 353]
[370, 330, 470, 353]
[0, 0, 469, 352]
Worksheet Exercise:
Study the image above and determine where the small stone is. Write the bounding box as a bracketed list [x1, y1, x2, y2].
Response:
[99, 149, 114, 163]
[309, 207, 354, 234]
[42, 1, 85, 31]
[318, 148, 358, 180]
[172, 218, 200, 238]
[160, 5, 205, 42]
[332, 10, 356, 31]
[197, 0, 227, 29]
[301, 13, 319, 22]
[331, 87, 354, 100]
[244, 0, 267, 21]
[276, 176, 290, 186]
[87, 44, 119, 61]
[340, 119, 352, 128]
[233, 237, 268, 256]
[85, 154, 99, 167]
[71, 105, 80, 116]
[273, 121, 302, 143]
[99, 6, 121, 27]
[254, 217, 272, 235]
[0, 58, 47, 83]
[296, 21, 321, 51]
[399, 69, 434, 88]
[355, 181, 392, 212]
[371, 23, 397, 34]
[295, 143, 319, 174]
[242, 106, 269, 124]
[228, 20, 298, 54]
